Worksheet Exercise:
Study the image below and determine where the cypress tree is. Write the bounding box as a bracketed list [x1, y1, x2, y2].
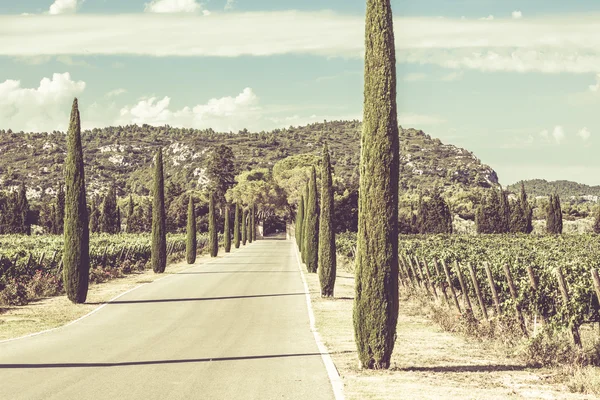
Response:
[304, 166, 319, 273]
[186, 195, 196, 264]
[63, 98, 90, 304]
[242, 208, 247, 245]
[100, 185, 119, 234]
[353, 0, 399, 370]
[248, 204, 254, 244]
[546, 194, 556, 234]
[251, 204, 256, 242]
[16, 182, 30, 235]
[301, 183, 309, 262]
[151, 148, 167, 273]
[126, 194, 135, 233]
[594, 206, 600, 234]
[522, 183, 533, 234]
[55, 183, 65, 235]
[318, 144, 336, 297]
[296, 195, 304, 250]
[499, 190, 511, 233]
[88, 197, 100, 233]
[234, 202, 241, 248]
[554, 194, 563, 234]
[209, 193, 218, 257]
[224, 204, 231, 253]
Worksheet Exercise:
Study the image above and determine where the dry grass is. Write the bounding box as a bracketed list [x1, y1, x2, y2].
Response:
[302, 261, 598, 400]
[0, 250, 226, 341]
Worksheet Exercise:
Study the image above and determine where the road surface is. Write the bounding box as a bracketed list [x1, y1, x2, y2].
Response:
[0, 239, 335, 400]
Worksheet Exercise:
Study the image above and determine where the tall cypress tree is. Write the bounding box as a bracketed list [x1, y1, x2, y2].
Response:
[55, 183, 65, 235]
[224, 204, 231, 253]
[554, 194, 563, 234]
[251, 204, 256, 242]
[304, 166, 319, 273]
[63, 98, 90, 304]
[16, 182, 30, 235]
[354, 0, 399, 370]
[522, 183, 533, 234]
[186, 195, 196, 264]
[594, 206, 600, 234]
[546, 194, 557, 234]
[151, 148, 167, 273]
[209, 193, 218, 257]
[318, 144, 336, 297]
[242, 208, 247, 245]
[126, 194, 135, 233]
[234, 202, 241, 249]
[301, 183, 309, 262]
[499, 190, 511, 233]
[99, 185, 119, 234]
[248, 204, 254, 244]
[296, 195, 305, 250]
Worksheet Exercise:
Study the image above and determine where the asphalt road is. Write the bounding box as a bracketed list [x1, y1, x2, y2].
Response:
[0, 239, 335, 400]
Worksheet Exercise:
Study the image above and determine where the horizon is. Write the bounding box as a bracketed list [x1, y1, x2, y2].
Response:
[1, 0, 600, 186]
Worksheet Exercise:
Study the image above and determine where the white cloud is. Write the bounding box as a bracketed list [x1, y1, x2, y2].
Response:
[539, 129, 549, 139]
[578, 127, 591, 141]
[225, 0, 235, 10]
[118, 88, 261, 131]
[403, 73, 427, 82]
[589, 74, 600, 91]
[552, 125, 565, 144]
[0, 73, 85, 132]
[145, 0, 202, 13]
[106, 88, 127, 98]
[4, 12, 600, 75]
[49, 0, 82, 15]
[512, 11, 523, 19]
[480, 15, 494, 21]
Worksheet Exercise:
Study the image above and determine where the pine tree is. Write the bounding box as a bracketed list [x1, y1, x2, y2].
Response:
[55, 183, 65, 234]
[234, 203, 241, 249]
[224, 204, 231, 253]
[318, 144, 336, 297]
[209, 193, 218, 257]
[151, 148, 167, 273]
[296, 195, 304, 250]
[186, 195, 197, 264]
[63, 98, 90, 304]
[353, 0, 399, 370]
[99, 185, 120, 234]
[304, 166, 319, 273]
[242, 208, 247, 246]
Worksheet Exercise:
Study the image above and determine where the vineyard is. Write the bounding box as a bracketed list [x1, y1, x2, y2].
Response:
[337, 233, 600, 348]
[0, 233, 209, 306]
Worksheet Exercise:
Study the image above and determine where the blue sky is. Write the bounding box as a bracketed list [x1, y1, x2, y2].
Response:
[1, 1, 600, 186]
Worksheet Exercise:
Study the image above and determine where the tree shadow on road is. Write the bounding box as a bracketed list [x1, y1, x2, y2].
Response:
[86, 292, 307, 305]
[394, 364, 534, 373]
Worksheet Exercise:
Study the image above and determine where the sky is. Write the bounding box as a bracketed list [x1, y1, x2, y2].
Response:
[1, 1, 600, 186]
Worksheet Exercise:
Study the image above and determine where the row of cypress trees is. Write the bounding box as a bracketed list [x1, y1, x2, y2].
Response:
[546, 194, 563, 234]
[476, 183, 534, 234]
[294, 144, 337, 297]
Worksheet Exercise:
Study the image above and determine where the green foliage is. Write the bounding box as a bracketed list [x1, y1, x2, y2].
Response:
[251, 203, 256, 242]
[508, 179, 600, 200]
[206, 144, 237, 205]
[510, 182, 533, 234]
[209, 193, 218, 257]
[226, 168, 287, 221]
[54, 183, 65, 234]
[304, 167, 319, 273]
[151, 148, 167, 273]
[186, 195, 197, 264]
[594, 206, 600, 234]
[234, 203, 240, 249]
[301, 183, 309, 262]
[296, 194, 304, 249]
[547, 194, 563, 234]
[318, 144, 336, 297]
[242, 208, 247, 246]
[63, 98, 90, 304]
[416, 190, 452, 234]
[354, 0, 399, 370]
[99, 185, 120, 234]
[272, 153, 320, 206]
[224, 204, 231, 253]
[476, 189, 511, 234]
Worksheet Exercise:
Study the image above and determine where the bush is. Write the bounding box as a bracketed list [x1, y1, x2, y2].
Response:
[27, 270, 63, 299]
[0, 278, 28, 306]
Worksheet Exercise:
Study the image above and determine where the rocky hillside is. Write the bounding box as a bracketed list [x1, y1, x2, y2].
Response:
[0, 121, 498, 201]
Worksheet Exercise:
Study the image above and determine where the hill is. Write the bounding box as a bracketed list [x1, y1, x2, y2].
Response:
[0, 121, 498, 201]
[507, 179, 600, 202]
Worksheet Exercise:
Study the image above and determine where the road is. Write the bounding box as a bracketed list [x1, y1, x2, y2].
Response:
[0, 239, 335, 400]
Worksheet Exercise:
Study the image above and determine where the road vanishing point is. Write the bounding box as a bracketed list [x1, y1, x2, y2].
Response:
[0, 238, 336, 400]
